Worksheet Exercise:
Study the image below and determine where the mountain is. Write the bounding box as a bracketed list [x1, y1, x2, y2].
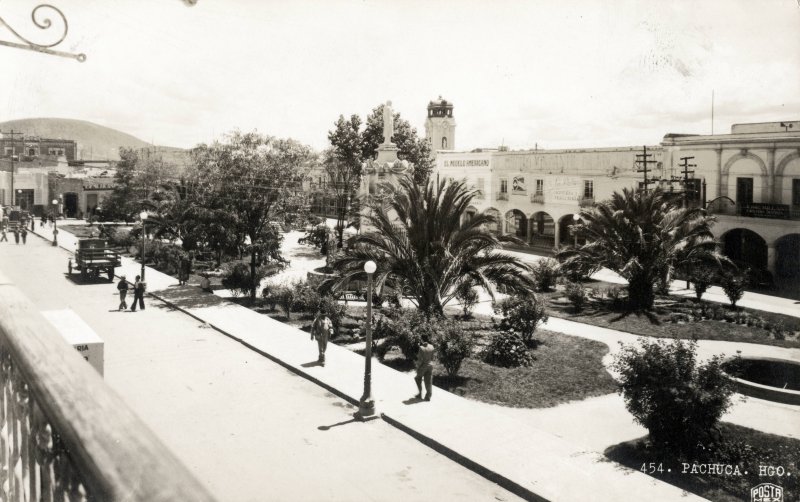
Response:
[0, 118, 174, 161]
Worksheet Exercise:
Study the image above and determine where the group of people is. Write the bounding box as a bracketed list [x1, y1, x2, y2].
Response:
[39, 215, 57, 228]
[0, 225, 28, 244]
[116, 275, 147, 312]
[310, 310, 435, 401]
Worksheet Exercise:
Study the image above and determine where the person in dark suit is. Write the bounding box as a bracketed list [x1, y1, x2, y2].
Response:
[131, 275, 146, 312]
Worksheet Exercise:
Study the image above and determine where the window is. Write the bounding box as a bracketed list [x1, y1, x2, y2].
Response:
[4, 147, 14, 156]
[535, 179, 544, 196]
[736, 178, 753, 205]
[583, 180, 594, 199]
[793, 179, 800, 206]
[441, 137, 448, 149]
[685, 179, 701, 202]
[500, 178, 508, 193]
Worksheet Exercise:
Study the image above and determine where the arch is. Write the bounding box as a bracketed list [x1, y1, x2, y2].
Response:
[441, 137, 448, 149]
[722, 151, 768, 177]
[484, 207, 500, 234]
[721, 228, 768, 271]
[529, 211, 555, 249]
[775, 234, 800, 279]
[557, 213, 582, 246]
[504, 209, 528, 239]
[463, 205, 478, 226]
[775, 150, 800, 177]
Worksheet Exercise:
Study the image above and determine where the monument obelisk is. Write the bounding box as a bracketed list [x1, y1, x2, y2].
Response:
[374, 100, 400, 165]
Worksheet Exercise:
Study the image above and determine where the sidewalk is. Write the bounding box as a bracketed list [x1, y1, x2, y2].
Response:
[31, 224, 711, 501]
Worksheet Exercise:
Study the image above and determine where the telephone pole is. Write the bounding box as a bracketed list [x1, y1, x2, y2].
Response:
[635, 145, 658, 193]
[0, 130, 24, 206]
[677, 156, 696, 208]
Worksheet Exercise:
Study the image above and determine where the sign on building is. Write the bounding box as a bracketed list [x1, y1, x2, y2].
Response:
[41, 309, 105, 376]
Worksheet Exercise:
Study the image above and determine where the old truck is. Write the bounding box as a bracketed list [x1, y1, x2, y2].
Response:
[68, 238, 121, 281]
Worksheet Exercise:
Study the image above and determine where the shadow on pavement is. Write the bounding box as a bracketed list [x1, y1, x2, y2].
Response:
[151, 286, 239, 311]
[402, 397, 425, 405]
[64, 273, 115, 286]
[301, 361, 323, 368]
[317, 413, 362, 431]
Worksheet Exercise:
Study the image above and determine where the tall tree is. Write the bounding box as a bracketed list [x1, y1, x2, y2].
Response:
[323, 175, 535, 314]
[326, 114, 363, 247]
[361, 104, 434, 184]
[192, 131, 317, 300]
[557, 188, 724, 310]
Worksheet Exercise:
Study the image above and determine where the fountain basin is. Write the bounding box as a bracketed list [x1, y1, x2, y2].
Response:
[722, 357, 800, 405]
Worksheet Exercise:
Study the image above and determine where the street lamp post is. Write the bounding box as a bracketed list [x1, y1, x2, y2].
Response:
[140, 211, 148, 280]
[573, 213, 580, 247]
[51, 199, 59, 246]
[359, 260, 377, 419]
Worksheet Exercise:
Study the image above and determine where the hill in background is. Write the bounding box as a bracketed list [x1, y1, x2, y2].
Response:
[0, 118, 183, 161]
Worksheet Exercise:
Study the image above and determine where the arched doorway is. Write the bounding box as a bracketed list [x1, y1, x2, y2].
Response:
[64, 192, 79, 218]
[722, 229, 768, 271]
[463, 205, 478, 226]
[775, 234, 800, 279]
[558, 214, 582, 246]
[530, 211, 555, 249]
[505, 209, 527, 240]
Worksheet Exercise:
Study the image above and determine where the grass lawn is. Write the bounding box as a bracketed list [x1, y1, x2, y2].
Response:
[605, 423, 800, 502]
[431, 329, 618, 408]
[546, 289, 800, 349]
[60, 224, 103, 239]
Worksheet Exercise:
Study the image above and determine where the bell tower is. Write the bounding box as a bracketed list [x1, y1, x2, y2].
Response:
[425, 96, 456, 151]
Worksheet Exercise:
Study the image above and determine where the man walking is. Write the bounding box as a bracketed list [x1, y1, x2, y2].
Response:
[0, 228, 6, 242]
[20, 227, 27, 244]
[130, 275, 146, 312]
[13, 228, 19, 244]
[117, 275, 130, 311]
[310, 309, 334, 366]
[414, 334, 435, 401]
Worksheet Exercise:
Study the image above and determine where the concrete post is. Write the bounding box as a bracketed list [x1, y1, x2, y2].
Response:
[767, 244, 776, 276]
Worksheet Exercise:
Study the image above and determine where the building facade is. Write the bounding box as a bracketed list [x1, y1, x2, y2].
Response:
[434, 120, 800, 280]
[0, 136, 78, 162]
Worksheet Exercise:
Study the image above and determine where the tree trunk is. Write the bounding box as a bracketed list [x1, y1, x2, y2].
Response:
[627, 273, 655, 310]
[250, 250, 257, 302]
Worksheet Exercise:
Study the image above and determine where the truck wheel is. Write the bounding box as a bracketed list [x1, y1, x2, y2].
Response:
[80, 269, 87, 280]
[68, 261, 72, 275]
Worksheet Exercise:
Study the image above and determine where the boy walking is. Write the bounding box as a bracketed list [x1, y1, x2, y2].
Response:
[131, 275, 146, 312]
[414, 334, 435, 401]
[117, 276, 130, 311]
[311, 310, 334, 366]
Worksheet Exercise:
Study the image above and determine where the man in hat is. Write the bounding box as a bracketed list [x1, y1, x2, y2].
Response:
[117, 275, 130, 311]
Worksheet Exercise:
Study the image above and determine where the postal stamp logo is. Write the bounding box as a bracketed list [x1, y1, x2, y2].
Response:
[751, 483, 783, 502]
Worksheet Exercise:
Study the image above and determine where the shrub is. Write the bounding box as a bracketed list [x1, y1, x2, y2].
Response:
[493, 293, 548, 344]
[668, 312, 691, 324]
[611, 337, 737, 456]
[454, 282, 480, 319]
[691, 266, 717, 301]
[298, 223, 334, 255]
[436, 323, 475, 377]
[564, 282, 588, 313]
[261, 285, 278, 310]
[531, 258, 560, 292]
[721, 273, 746, 308]
[221, 262, 271, 298]
[270, 284, 296, 318]
[374, 309, 441, 361]
[483, 331, 534, 368]
[291, 280, 321, 314]
[108, 228, 135, 249]
[317, 294, 347, 337]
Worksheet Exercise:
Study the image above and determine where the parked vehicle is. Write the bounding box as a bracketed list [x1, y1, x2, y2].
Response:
[68, 238, 121, 281]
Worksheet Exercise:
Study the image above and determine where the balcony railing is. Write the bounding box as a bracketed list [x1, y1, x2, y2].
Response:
[579, 197, 595, 207]
[0, 275, 215, 502]
[707, 202, 800, 221]
[496, 192, 508, 201]
[530, 193, 544, 204]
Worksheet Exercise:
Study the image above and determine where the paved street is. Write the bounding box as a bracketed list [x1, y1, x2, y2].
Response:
[0, 233, 521, 502]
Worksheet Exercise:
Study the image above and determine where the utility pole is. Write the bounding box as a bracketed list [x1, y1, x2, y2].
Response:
[0, 130, 24, 206]
[635, 145, 658, 193]
[677, 156, 696, 208]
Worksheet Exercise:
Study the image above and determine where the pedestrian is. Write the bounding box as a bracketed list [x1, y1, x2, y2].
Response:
[13, 228, 19, 244]
[414, 334, 435, 401]
[0, 228, 6, 242]
[310, 309, 334, 366]
[117, 275, 130, 311]
[130, 275, 146, 312]
[178, 255, 191, 286]
[40, 215, 45, 228]
[20, 227, 27, 244]
[199, 273, 212, 293]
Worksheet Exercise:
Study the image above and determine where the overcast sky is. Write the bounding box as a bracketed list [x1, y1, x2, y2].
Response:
[3, 0, 799, 151]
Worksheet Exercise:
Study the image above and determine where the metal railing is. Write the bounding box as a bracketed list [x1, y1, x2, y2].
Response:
[496, 192, 508, 201]
[579, 197, 595, 207]
[530, 194, 544, 204]
[0, 276, 215, 502]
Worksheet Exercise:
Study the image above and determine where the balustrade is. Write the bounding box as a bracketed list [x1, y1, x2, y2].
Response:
[0, 277, 214, 502]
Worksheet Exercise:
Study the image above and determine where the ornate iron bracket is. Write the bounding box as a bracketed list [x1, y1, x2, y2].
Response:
[0, 4, 85, 62]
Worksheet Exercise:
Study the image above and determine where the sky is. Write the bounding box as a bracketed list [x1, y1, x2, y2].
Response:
[2, 0, 799, 152]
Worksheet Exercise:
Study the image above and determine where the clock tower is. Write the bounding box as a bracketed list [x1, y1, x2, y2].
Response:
[424, 96, 456, 151]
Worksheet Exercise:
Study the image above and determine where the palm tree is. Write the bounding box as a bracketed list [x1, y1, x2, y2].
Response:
[557, 188, 724, 310]
[323, 175, 535, 315]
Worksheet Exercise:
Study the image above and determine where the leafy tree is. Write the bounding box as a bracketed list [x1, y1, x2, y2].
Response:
[611, 337, 737, 456]
[361, 104, 434, 184]
[326, 114, 364, 247]
[493, 293, 548, 344]
[323, 175, 535, 315]
[557, 188, 723, 310]
[455, 281, 479, 318]
[721, 272, 746, 308]
[436, 323, 474, 377]
[192, 131, 316, 300]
